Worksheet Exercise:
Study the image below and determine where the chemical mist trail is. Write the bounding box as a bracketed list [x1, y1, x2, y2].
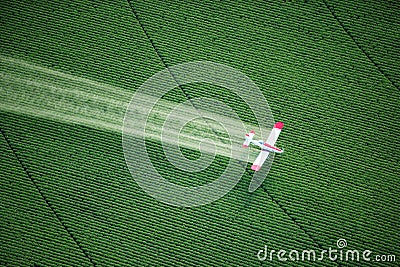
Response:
[0, 55, 264, 162]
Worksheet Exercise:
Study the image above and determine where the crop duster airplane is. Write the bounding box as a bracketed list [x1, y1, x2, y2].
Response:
[243, 122, 284, 171]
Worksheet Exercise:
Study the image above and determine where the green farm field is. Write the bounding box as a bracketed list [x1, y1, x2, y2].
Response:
[1, 0, 399, 266]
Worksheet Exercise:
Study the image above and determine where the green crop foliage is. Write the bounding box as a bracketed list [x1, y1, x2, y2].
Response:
[0, 0, 399, 266]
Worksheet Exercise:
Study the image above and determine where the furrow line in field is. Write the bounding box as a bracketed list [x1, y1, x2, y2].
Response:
[0, 56, 260, 162]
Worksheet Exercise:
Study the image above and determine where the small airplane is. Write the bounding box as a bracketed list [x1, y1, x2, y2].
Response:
[243, 122, 284, 171]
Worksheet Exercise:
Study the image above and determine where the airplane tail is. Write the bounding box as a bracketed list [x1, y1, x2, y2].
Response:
[242, 130, 255, 147]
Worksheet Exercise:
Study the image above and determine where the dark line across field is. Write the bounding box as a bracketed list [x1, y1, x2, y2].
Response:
[1, 0, 398, 265]
[323, 0, 399, 92]
[0, 127, 97, 267]
[127, 1, 337, 264]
